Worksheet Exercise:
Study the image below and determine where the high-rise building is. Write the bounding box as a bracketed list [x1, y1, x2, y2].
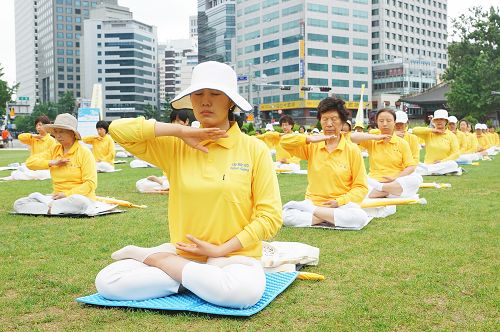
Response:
[189, 15, 198, 39]
[81, 1, 158, 119]
[235, 0, 371, 125]
[198, 0, 236, 64]
[35, 0, 105, 104]
[371, 0, 448, 113]
[15, 0, 38, 111]
[158, 39, 198, 108]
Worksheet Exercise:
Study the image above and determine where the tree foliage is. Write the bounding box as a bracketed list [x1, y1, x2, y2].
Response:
[143, 104, 165, 121]
[443, 6, 500, 121]
[14, 102, 58, 133]
[57, 90, 77, 116]
[0, 65, 18, 126]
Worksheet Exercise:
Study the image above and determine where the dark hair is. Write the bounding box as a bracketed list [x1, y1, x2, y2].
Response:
[170, 109, 191, 124]
[279, 115, 294, 127]
[96, 120, 109, 133]
[317, 97, 348, 122]
[34, 115, 50, 126]
[375, 108, 396, 122]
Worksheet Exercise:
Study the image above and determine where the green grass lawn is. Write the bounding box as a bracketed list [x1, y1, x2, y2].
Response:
[0, 149, 498, 331]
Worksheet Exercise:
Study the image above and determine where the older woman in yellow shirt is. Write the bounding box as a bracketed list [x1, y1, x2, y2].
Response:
[82, 121, 116, 172]
[350, 109, 422, 199]
[13, 113, 97, 215]
[412, 109, 461, 175]
[280, 97, 369, 229]
[95, 61, 282, 309]
[394, 111, 420, 163]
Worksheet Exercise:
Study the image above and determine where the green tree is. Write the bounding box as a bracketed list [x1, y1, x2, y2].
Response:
[443, 6, 500, 121]
[57, 90, 77, 115]
[14, 102, 58, 133]
[0, 65, 19, 127]
[144, 104, 164, 121]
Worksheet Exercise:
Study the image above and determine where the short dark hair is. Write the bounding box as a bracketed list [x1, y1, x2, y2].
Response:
[279, 115, 294, 126]
[34, 115, 50, 126]
[317, 97, 348, 122]
[96, 120, 109, 133]
[375, 108, 396, 122]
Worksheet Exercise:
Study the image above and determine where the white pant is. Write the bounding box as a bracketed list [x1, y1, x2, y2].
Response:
[96, 161, 115, 172]
[283, 200, 369, 229]
[13, 193, 94, 215]
[130, 159, 155, 168]
[456, 153, 481, 164]
[136, 177, 169, 192]
[273, 162, 300, 172]
[367, 173, 423, 198]
[9, 164, 51, 180]
[95, 253, 265, 309]
[415, 161, 460, 175]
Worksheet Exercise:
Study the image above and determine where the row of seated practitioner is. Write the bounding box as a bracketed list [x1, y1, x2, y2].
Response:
[8, 61, 499, 311]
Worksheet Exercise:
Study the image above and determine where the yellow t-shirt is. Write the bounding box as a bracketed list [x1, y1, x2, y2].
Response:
[359, 135, 417, 181]
[82, 134, 116, 164]
[403, 132, 421, 164]
[413, 127, 460, 163]
[26, 141, 97, 199]
[18, 133, 57, 156]
[465, 132, 479, 153]
[281, 133, 368, 206]
[109, 118, 282, 262]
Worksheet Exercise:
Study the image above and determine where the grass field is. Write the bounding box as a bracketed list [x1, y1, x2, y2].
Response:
[0, 149, 498, 331]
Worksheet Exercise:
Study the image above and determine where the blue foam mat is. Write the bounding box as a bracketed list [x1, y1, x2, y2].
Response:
[76, 271, 298, 317]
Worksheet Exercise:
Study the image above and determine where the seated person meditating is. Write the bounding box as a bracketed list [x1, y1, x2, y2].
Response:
[95, 61, 282, 309]
[394, 111, 420, 164]
[82, 121, 116, 172]
[280, 97, 369, 229]
[18, 115, 57, 156]
[10, 115, 56, 180]
[13, 113, 97, 214]
[412, 109, 461, 175]
[350, 108, 423, 198]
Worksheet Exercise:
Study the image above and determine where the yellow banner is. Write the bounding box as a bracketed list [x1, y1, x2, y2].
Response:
[260, 100, 371, 111]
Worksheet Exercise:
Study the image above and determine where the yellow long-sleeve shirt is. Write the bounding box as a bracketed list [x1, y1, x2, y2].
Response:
[360, 135, 417, 181]
[487, 132, 499, 146]
[476, 134, 490, 150]
[453, 130, 468, 154]
[82, 134, 115, 164]
[109, 118, 282, 262]
[403, 132, 421, 164]
[465, 132, 480, 153]
[281, 133, 368, 206]
[18, 133, 57, 156]
[26, 141, 97, 199]
[413, 127, 460, 163]
[256, 131, 280, 150]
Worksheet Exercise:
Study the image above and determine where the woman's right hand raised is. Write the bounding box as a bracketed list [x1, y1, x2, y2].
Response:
[179, 126, 228, 153]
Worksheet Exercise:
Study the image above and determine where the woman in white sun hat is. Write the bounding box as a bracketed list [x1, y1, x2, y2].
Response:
[449, 116, 481, 164]
[13, 113, 97, 215]
[96, 61, 282, 309]
[412, 109, 461, 175]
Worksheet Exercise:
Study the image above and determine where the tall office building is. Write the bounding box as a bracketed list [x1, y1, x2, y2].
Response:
[15, 0, 38, 110]
[81, 1, 158, 119]
[198, 0, 236, 64]
[35, 0, 105, 103]
[158, 39, 198, 108]
[235, 0, 371, 125]
[371, 0, 448, 113]
[189, 15, 198, 39]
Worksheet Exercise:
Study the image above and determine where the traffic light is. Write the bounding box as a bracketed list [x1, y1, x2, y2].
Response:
[319, 87, 331, 92]
[300, 86, 312, 91]
[280, 85, 291, 90]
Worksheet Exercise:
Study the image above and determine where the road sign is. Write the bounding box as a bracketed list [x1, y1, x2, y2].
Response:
[18, 96, 29, 101]
[237, 75, 249, 82]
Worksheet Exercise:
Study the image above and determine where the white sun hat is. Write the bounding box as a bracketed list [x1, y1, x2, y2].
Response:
[265, 123, 275, 132]
[191, 121, 201, 128]
[170, 61, 252, 113]
[474, 123, 482, 130]
[481, 124, 488, 130]
[44, 113, 81, 140]
[395, 111, 408, 124]
[448, 115, 458, 123]
[312, 128, 320, 133]
[433, 109, 448, 121]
